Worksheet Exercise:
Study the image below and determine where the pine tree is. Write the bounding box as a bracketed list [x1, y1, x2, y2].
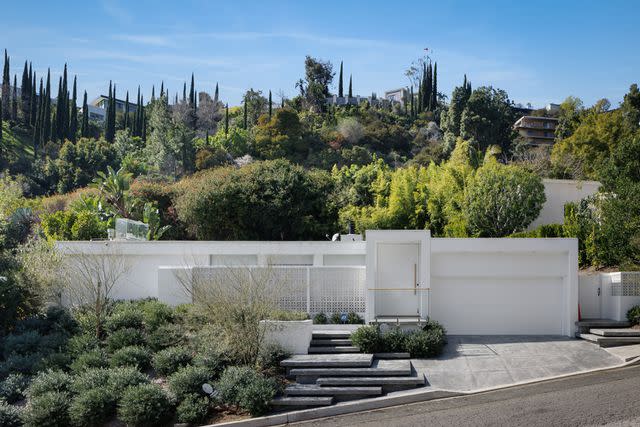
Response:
[160, 81, 164, 98]
[30, 69, 36, 127]
[43, 69, 51, 145]
[338, 61, 344, 98]
[21, 61, 30, 123]
[430, 62, 438, 111]
[69, 76, 78, 142]
[81, 90, 88, 138]
[12, 75, 18, 121]
[348, 75, 353, 98]
[243, 97, 247, 129]
[62, 64, 69, 139]
[33, 78, 43, 155]
[268, 90, 272, 119]
[214, 83, 219, 104]
[2, 49, 9, 120]
[182, 82, 186, 103]
[224, 103, 229, 136]
[151, 85, 155, 101]
[124, 90, 130, 130]
[189, 73, 195, 106]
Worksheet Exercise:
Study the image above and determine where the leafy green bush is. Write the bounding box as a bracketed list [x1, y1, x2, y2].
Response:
[346, 312, 364, 324]
[405, 329, 446, 358]
[23, 391, 71, 427]
[66, 334, 100, 357]
[258, 343, 290, 374]
[26, 370, 72, 399]
[176, 393, 210, 425]
[105, 367, 149, 396]
[2, 331, 42, 356]
[105, 328, 144, 353]
[117, 384, 174, 427]
[138, 300, 174, 331]
[627, 305, 640, 325]
[70, 350, 109, 373]
[381, 328, 407, 352]
[146, 323, 185, 352]
[0, 401, 23, 427]
[41, 351, 72, 371]
[0, 353, 44, 377]
[192, 350, 228, 380]
[68, 387, 116, 427]
[267, 310, 310, 321]
[167, 365, 212, 401]
[351, 325, 382, 353]
[330, 312, 344, 324]
[105, 310, 144, 332]
[0, 373, 30, 403]
[312, 312, 327, 324]
[70, 368, 111, 395]
[216, 366, 278, 416]
[152, 347, 192, 376]
[109, 346, 151, 370]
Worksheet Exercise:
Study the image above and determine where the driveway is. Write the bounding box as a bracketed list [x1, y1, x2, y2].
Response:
[411, 335, 623, 392]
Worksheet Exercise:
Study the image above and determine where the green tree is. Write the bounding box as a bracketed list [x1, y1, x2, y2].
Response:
[348, 74, 353, 98]
[80, 91, 89, 138]
[338, 61, 344, 97]
[253, 109, 305, 159]
[1, 49, 9, 120]
[441, 76, 472, 153]
[91, 166, 133, 217]
[301, 56, 334, 111]
[69, 76, 78, 142]
[555, 96, 584, 140]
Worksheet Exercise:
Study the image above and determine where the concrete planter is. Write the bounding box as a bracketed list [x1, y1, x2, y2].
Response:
[261, 319, 313, 355]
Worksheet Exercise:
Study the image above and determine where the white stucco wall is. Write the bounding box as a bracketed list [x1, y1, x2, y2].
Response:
[529, 179, 601, 230]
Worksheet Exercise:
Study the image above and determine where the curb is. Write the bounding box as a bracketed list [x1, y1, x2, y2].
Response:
[205, 353, 640, 427]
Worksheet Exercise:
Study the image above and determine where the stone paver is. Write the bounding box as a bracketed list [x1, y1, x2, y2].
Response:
[412, 335, 623, 392]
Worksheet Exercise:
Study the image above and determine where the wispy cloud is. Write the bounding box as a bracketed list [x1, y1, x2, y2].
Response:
[101, 0, 133, 25]
[112, 34, 173, 47]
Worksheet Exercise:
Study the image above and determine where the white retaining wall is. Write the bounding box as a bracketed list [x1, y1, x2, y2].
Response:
[529, 179, 601, 230]
[579, 272, 640, 321]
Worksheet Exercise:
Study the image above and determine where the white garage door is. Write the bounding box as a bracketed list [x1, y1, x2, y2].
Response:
[430, 277, 565, 335]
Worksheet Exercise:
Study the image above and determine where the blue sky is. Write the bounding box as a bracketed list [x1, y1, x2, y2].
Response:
[1, 0, 638, 108]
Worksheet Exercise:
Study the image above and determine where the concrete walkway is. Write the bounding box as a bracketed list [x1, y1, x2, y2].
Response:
[411, 335, 622, 392]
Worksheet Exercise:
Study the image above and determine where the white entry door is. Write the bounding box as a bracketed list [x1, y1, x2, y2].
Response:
[376, 243, 421, 317]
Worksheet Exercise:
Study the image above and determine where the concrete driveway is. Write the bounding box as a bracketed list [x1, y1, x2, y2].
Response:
[411, 335, 623, 392]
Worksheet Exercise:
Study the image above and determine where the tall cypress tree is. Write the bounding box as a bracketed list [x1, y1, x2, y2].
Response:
[214, 83, 219, 104]
[141, 103, 146, 142]
[338, 61, 344, 98]
[43, 69, 51, 145]
[151, 85, 155, 102]
[69, 76, 78, 142]
[430, 62, 438, 110]
[224, 103, 229, 136]
[348, 75, 353, 98]
[182, 82, 186, 103]
[160, 81, 164, 98]
[2, 49, 9, 120]
[0, 98, 3, 142]
[54, 76, 63, 141]
[20, 61, 30, 123]
[81, 90, 88, 138]
[268, 90, 272, 119]
[62, 64, 69, 139]
[410, 85, 415, 118]
[243, 97, 247, 129]
[12, 75, 18, 121]
[417, 80, 423, 113]
[30, 69, 37, 127]
[124, 90, 130, 130]
[33, 77, 43, 154]
[189, 73, 195, 106]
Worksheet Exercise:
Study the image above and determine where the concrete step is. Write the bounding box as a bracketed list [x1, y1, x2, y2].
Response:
[281, 353, 373, 368]
[310, 339, 353, 346]
[271, 396, 333, 407]
[290, 359, 412, 379]
[308, 346, 360, 354]
[580, 333, 640, 347]
[374, 352, 411, 359]
[312, 330, 352, 339]
[590, 328, 640, 337]
[285, 384, 382, 397]
[317, 374, 425, 387]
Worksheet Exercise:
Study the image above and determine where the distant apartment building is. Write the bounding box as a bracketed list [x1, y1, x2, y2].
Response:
[83, 95, 139, 122]
[325, 94, 392, 108]
[384, 88, 409, 105]
[513, 115, 559, 145]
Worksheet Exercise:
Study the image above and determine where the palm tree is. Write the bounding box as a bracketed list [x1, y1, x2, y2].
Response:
[91, 166, 133, 218]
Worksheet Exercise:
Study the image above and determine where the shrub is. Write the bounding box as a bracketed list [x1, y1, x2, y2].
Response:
[257, 343, 290, 374]
[44, 306, 78, 335]
[152, 347, 192, 376]
[167, 365, 212, 401]
[313, 312, 328, 324]
[23, 391, 71, 427]
[0, 401, 23, 427]
[0, 353, 44, 378]
[117, 384, 174, 427]
[0, 373, 30, 403]
[176, 393, 210, 425]
[26, 370, 71, 399]
[2, 331, 42, 356]
[68, 388, 116, 427]
[330, 312, 344, 324]
[138, 300, 174, 331]
[70, 350, 109, 373]
[422, 318, 447, 335]
[346, 312, 364, 324]
[39, 332, 70, 354]
[70, 368, 111, 395]
[106, 367, 149, 396]
[41, 351, 72, 371]
[146, 323, 185, 352]
[105, 328, 144, 353]
[381, 327, 407, 352]
[267, 310, 309, 321]
[105, 310, 144, 332]
[216, 366, 278, 416]
[627, 305, 640, 325]
[192, 350, 228, 380]
[351, 325, 383, 353]
[109, 346, 151, 370]
[405, 329, 446, 358]
[66, 334, 100, 357]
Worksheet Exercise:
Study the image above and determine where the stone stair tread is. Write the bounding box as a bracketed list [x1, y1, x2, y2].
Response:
[289, 359, 411, 377]
[575, 319, 631, 328]
[374, 352, 411, 359]
[590, 328, 640, 337]
[281, 353, 373, 368]
[271, 396, 334, 406]
[310, 339, 353, 346]
[285, 384, 382, 396]
[317, 375, 425, 386]
[308, 346, 360, 354]
[312, 331, 352, 339]
[580, 333, 640, 347]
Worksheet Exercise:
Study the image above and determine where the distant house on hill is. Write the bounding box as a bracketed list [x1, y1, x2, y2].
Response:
[84, 95, 139, 122]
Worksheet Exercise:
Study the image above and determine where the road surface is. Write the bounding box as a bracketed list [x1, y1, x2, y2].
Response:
[292, 364, 640, 427]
